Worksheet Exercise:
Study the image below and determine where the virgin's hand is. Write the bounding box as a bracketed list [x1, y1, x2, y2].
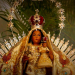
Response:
[46, 36, 54, 61]
[49, 50, 54, 61]
[46, 36, 50, 48]
[22, 55, 29, 63]
[46, 36, 53, 51]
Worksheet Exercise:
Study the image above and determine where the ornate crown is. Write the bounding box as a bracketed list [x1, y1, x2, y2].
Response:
[28, 9, 45, 29]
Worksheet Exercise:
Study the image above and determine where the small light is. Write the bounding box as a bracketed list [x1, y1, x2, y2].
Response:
[62, 65, 64, 67]
[6, 62, 8, 64]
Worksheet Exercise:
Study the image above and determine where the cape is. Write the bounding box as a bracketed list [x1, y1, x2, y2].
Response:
[0, 28, 75, 75]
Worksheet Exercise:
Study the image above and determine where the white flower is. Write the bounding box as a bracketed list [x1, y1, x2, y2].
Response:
[59, 15, 66, 21]
[58, 8, 65, 14]
[13, 1, 19, 7]
[8, 22, 14, 28]
[8, 15, 13, 20]
[10, 7, 15, 13]
[59, 22, 65, 29]
[55, 2, 61, 8]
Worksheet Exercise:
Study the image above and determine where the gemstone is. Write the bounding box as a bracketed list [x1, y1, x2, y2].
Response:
[6, 62, 8, 64]
[62, 65, 64, 67]
[65, 72, 67, 74]
[3, 69, 6, 72]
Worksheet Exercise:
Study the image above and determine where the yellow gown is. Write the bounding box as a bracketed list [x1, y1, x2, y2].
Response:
[0, 28, 75, 75]
[37, 47, 52, 68]
[25, 43, 46, 75]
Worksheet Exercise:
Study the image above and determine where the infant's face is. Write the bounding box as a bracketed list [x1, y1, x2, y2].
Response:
[43, 42, 47, 47]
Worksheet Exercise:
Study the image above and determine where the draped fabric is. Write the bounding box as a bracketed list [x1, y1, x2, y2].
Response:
[0, 28, 75, 75]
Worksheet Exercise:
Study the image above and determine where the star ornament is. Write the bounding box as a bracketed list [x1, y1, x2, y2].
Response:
[59, 23, 65, 29]
[10, 7, 15, 13]
[55, 2, 61, 8]
[58, 8, 65, 14]
[50, 0, 56, 3]
[13, 1, 19, 7]
[8, 15, 13, 20]
[59, 15, 66, 21]
[8, 22, 14, 28]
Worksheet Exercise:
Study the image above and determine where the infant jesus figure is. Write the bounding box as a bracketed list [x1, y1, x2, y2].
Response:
[37, 37, 53, 68]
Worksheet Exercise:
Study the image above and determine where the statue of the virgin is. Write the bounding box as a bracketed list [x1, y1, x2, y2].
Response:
[0, 9, 75, 75]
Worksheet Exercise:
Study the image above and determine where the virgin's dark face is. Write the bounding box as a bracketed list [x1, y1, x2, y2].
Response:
[32, 30, 42, 44]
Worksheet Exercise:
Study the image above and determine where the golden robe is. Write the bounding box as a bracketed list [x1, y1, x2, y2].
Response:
[0, 28, 75, 75]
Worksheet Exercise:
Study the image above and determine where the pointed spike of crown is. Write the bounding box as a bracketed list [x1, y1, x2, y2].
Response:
[54, 36, 60, 46]
[57, 38, 65, 49]
[22, 31, 25, 37]
[61, 40, 69, 52]
[64, 44, 73, 55]
[51, 34, 55, 42]
[47, 31, 50, 39]
[0, 44, 8, 53]
[63, 38, 65, 40]
[9, 37, 14, 46]
[4, 39, 8, 44]
[18, 33, 22, 41]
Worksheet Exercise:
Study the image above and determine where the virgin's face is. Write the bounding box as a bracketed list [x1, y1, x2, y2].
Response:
[32, 30, 42, 45]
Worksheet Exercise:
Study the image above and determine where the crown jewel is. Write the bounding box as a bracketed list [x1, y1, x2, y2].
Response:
[29, 9, 45, 29]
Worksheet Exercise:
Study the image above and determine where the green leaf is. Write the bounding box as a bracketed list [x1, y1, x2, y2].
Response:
[0, 16, 9, 22]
